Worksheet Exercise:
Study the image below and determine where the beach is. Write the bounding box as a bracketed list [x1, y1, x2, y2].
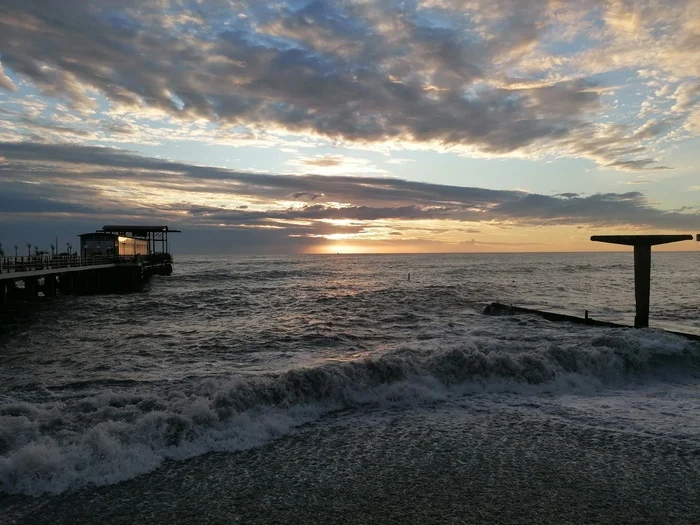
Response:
[4, 393, 700, 524]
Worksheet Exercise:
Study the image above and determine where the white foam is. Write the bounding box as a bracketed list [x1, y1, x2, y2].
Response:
[0, 402, 329, 496]
[1, 328, 697, 496]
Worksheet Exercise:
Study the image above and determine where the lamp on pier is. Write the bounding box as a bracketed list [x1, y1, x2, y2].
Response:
[14, 244, 18, 257]
[26, 242, 32, 257]
[66, 242, 71, 256]
[50, 244, 55, 256]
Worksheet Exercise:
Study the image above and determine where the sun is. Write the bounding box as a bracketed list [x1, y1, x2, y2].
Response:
[329, 243, 360, 254]
[313, 242, 370, 254]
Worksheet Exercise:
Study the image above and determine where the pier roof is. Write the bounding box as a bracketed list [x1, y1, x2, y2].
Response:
[100, 225, 181, 233]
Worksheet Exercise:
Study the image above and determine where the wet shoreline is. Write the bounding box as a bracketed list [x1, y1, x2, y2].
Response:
[4, 399, 698, 525]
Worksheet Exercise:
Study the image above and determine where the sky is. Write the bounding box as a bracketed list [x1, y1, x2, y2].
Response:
[0, 0, 699, 254]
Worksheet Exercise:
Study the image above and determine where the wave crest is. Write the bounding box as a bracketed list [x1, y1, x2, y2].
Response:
[1, 329, 697, 496]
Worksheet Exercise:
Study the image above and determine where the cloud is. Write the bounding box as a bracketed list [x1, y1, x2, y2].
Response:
[287, 154, 389, 176]
[460, 238, 542, 247]
[604, 159, 673, 171]
[299, 156, 343, 168]
[632, 118, 676, 140]
[291, 191, 325, 201]
[0, 0, 697, 169]
[569, 1, 700, 78]
[670, 82, 700, 125]
[0, 62, 17, 92]
[622, 179, 652, 185]
[2, 142, 698, 242]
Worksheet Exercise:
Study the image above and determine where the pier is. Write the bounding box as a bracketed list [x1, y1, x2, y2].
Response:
[0, 225, 179, 303]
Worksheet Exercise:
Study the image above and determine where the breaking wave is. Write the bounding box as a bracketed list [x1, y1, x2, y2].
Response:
[1, 329, 698, 496]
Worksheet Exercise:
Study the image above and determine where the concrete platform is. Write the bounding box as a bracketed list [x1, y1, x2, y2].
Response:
[483, 302, 700, 341]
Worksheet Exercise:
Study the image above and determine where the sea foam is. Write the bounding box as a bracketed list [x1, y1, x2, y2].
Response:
[1, 328, 697, 496]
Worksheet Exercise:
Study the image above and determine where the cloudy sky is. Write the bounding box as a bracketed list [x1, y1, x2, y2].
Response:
[1, 0, 699, 253]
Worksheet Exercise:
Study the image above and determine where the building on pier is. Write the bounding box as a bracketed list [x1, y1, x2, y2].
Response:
[79, 225, 180, 257]
[79, 233, 148, 256]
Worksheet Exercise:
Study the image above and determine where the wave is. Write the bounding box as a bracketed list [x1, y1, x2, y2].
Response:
[174, 266, 332, 284]
[1, 329, 698, 496]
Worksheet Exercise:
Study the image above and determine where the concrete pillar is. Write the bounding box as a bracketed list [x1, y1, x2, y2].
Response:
[633, 244, 651, 328]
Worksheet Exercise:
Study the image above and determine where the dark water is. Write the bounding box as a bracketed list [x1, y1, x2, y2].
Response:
[1, 253, 699, 523]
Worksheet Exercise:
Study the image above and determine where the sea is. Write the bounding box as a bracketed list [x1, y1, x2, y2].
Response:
[1, 252, 699, 524]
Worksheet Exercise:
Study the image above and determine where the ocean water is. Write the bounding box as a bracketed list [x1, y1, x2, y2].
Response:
[1, 252, 699, 524]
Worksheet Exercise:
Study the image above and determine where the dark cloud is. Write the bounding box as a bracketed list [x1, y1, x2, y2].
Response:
[0, 0, 672, 168]
[1, 142, 698, 251]
[292, 191, 325, 201]
[555, 193, 579, 199]
[0, 193, 93, 214]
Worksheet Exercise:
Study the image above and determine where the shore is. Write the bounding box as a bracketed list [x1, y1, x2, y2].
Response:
[3, 395, 698, 525]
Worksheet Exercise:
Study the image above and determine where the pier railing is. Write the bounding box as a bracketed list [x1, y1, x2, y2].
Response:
[0, 254, 166, 274]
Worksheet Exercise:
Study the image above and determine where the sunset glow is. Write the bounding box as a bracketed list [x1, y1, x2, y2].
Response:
[319, 243, 368, 255]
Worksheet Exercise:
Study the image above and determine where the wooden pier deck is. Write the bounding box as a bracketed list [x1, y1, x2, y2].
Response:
[0, 258, 132, 280]
[0, 254, 172, 302]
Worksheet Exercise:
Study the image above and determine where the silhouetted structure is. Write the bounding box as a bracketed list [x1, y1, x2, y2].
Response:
[1, 225, 180, 304]
[590, 234, 693, 327]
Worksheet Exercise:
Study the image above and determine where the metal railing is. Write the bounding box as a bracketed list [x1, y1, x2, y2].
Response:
[0, 255, 143, 274]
